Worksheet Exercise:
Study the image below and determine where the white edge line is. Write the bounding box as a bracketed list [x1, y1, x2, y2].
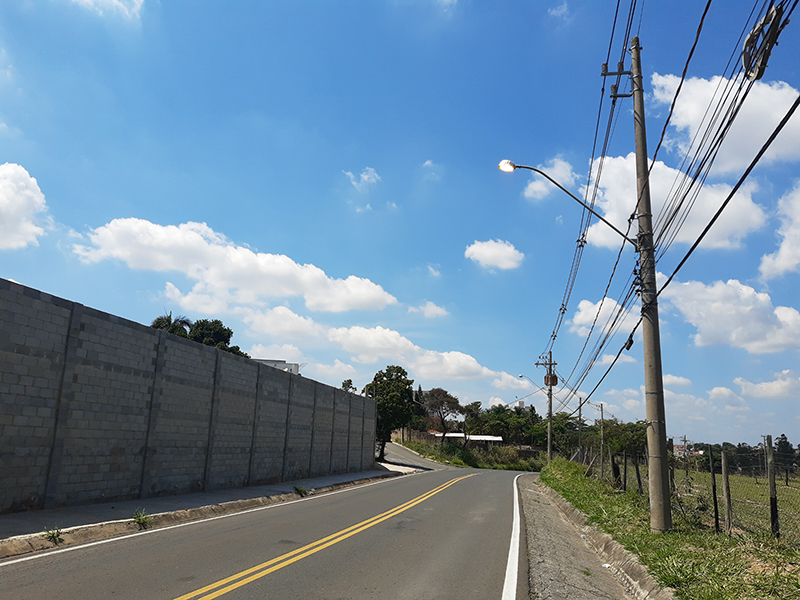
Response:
[0, 475, 408, 568]
[501, 473, 523, 600]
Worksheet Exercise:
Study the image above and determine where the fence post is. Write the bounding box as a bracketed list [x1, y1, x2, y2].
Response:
[634, 452, 643, 496]
[709, 445, 720, 534]
[766, 435, 780, 538]
[623, 450, 628, 492]
[721, 450, 733, 535]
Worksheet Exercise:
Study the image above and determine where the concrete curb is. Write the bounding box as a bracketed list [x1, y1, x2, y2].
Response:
[0, 472, 402, 561]
[538, 483, 677, 600]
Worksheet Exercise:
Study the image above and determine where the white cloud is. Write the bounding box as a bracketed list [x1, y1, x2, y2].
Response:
[327, 325, 418, 364]
[344, 167, 381, 193]
[0, 163, 51, 250]
[242, 306, 325, 339]
[492, 372, 533, 390]
[311, 359, 356, 379]
[734, 370, 800, 398]
[422, 159, 442, 182]
[249, 343, 305, 362]
[548, 1, 569, 18]
[585, 154, 765, 249]
[412, 349, 495, 380]
[596, 353, 636, 366]
[73, 218, 397, 313]
[489, 396, 506, 407]
[651, 74, 800, 174]
[428, 265, 441, 277]
[759, 180, 800, 280]
[523, 155, 577, 201]
[408, 301, 449, 318]
[71, 0, 143, 19]
[569, 298, 639, 338]
[662, 278, 800, 353]
[465, 239, 524, 270]
[664, 374, 692, 386]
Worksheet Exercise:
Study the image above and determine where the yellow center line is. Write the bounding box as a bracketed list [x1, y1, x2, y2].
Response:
[174, 474, 475, 600]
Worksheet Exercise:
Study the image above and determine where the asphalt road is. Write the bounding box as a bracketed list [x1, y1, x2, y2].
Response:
[2, 451, 527, 599]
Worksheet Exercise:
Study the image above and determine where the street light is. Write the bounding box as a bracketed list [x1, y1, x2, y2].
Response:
[500, 74, 673, 532]
[498, 160, 638, 249]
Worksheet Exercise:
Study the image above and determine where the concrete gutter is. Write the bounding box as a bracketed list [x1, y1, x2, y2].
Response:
[539, 484, 677, 600]
[0, 470, 405, 561]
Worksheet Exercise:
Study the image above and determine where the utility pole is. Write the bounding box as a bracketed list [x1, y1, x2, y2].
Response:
[577, 397, 583, 461]
[631, 36, 672, 533]
[535, 351, 557, 462]
[602, 36, 672, 532]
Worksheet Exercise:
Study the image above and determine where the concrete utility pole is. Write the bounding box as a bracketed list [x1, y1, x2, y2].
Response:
[630, 36, 672, 533]
[535, 351, 557, 462]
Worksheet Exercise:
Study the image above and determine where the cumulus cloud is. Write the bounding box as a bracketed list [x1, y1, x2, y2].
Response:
[523, 155, 577, 201]
[242, 306, 325, 339]
[596, 353, 636, 366]
[492, 372, 533, 390]
[0, 163, 51, 250]
[759, 180, 800, 280]
[662, 278, 800, 353]
[734, 370, 800, 398]
[248, 343, 305, 362]
[73, 218, 397, 313]
[465, 239, 524, 270]
[344, 167, 381, 193]
[585, 154, 765, 249]
[569, 298, 639, 339]
[651, 74, 800, 175]
[664, 374, 692, 386]
[408, 301, 449, 318]
[71, 0, 144, 19]
[312, 359, 356, 379]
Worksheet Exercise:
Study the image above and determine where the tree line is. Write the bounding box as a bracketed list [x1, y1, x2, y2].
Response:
[344, 364, 800, 470]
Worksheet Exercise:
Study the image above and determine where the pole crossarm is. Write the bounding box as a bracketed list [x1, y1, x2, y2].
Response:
[498, 160, 639, 250]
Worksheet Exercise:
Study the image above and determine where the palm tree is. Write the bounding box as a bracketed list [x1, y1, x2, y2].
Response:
[150, 311, 192, 338]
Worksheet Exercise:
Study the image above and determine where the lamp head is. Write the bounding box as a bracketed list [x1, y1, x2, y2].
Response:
[518, 374, 524, 379]
[498, 160, 517, 173]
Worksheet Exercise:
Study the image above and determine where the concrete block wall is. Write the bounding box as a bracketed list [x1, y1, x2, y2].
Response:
[0, 278, 376, 513]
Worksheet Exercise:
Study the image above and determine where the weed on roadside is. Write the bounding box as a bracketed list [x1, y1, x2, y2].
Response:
[133, 508, 153, 530]
[43, 526, 63, 546]
[294, 486, 308, 497]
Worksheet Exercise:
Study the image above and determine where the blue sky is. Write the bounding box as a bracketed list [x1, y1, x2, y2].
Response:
[2, 0, 799, 446]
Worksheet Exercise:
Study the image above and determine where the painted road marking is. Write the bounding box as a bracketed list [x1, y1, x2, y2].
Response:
[501, 474, 522, 600]
[174, 474, 477, 600]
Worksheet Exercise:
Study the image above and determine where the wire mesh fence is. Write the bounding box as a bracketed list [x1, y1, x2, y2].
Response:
[573, 439, 799, 545]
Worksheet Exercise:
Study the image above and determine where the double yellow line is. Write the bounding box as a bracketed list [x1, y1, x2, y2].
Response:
[174, 474, 475, 600]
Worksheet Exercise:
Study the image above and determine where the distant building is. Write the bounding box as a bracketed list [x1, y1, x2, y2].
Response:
[254, 359, 303, 375]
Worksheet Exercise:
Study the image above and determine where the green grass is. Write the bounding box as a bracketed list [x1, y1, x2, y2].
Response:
[541, 458, 800, 600]
[402, 440, 545, 472]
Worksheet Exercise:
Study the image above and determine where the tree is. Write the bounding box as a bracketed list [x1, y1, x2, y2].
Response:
[365, 365, 415, 461]
[775, 433, 795, 469]
[341, 379, 356, 393]
[423, 388, 461, 440]
[188, 318, 250, 358]
[151, 311, 192, 338]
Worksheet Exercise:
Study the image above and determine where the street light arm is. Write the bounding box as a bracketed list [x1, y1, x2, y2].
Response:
[499, 161, 639, 250]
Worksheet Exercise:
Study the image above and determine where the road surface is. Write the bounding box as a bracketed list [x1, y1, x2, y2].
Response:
[2, 450, 526, 599]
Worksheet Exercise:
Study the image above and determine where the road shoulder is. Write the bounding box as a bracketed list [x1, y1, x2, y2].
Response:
[519, 473, 676, 600]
